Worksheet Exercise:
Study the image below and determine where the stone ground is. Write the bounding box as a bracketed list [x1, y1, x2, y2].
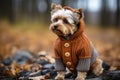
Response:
[0, 50, 120, 80]
[0, 22, 120, 80]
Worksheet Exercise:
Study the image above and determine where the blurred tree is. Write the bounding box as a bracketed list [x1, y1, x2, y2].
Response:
[100, 0, 111, 27]
[116, 0, 120, 27]
[0, 0, 14, 23]
[0, 0, 119, 27]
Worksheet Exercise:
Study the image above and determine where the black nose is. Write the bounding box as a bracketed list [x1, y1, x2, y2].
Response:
[54, 25, 58, 29]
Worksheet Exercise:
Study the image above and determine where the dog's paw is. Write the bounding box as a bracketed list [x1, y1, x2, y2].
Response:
[55, 75, 64, 80]
[75, 77, 85, 80]
[92, 59, 104, 76]
[75, 72, 87, 80]
[94, 67, 103, 76]
[55, 71, 65, 80]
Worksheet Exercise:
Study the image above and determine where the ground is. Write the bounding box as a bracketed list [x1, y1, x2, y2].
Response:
[0, 21, 120, 79]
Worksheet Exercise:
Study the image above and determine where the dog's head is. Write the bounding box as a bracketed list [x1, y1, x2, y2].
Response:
[49, 3, 84, 38]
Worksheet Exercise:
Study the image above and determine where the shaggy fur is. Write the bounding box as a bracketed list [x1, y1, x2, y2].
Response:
[50, 3, 103, 80]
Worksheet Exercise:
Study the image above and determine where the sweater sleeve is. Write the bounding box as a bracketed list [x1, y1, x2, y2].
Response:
[54, 48, 61, 59]
[55, 59, 66, 71]
[90, 44, 99, 64]
[54, 39, 66, 71]
[54, 38, 61, 59]
[76, 42, 91, 71]
[76, 58, 90, 71]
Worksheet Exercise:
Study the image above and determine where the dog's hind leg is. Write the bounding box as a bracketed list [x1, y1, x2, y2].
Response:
[91, 59, 103, 76]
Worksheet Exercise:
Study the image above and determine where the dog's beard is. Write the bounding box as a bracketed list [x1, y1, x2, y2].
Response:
[52, 29, 63, 36]
[52, 29, 70, 37]
[52, 26, 77, 40]
[50, 23, 77, 38]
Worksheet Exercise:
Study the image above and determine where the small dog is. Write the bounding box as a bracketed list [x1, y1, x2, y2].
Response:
[50, 3, 103, 80]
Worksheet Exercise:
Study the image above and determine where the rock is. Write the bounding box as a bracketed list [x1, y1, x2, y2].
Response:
[69, 74, 77, 79]
[30, 63, 42, 72]
[43, 64, 54, 69]
[86, 77, 101, 80]
[29, 75, 45, 80]
[20, 71, 31, 80]
[49, 70, 57, 78]
[44, 73, 51, 79]
[87, 71, 97, 79]
[1, 50, 120, 80]
[13, 51, 33, 64]
[0, 67, 5, 75]
[65, 73, 73, 79]
[17, 70, 31, 79]
[29, 70, 41, 77]
[102, 62, 110, 71]
[41, 69, 50, 75]
[17, 70, 28, 77]
[102, 70, 120, 80]
[2, 57, 12, 66]
[0, 78, 15, 80]
[36, 59, 50, 66]
[0, 63, 5, 73]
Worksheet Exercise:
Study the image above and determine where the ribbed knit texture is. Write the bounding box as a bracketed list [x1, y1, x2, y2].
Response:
[76, 59, 90, 71]
[54, 44, 98, 72]
[55, 59, 66, 71]
[76, 44, 98, 71]
[54, 20, 92, 73]
[90, 44, 98, 64]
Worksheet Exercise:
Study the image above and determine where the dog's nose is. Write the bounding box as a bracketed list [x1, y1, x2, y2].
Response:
[54, 25, 58, 29]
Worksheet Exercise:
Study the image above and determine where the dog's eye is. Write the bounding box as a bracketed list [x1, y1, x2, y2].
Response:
[53, 18, 58, 22]
[63, 19, 69, 24]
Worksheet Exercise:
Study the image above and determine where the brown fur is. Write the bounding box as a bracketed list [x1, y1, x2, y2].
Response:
[64, 6, 84, 20]
[49, 18, 77, 37]
[50, 3, 103, 80]
[51, 3, 62, 15]
[91, 59, 103, 76]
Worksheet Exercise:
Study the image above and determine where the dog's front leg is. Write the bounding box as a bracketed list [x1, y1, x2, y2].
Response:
[54, 59, 66, 80]
[75, 72, 87, 80]
[55, 71, 65, 80]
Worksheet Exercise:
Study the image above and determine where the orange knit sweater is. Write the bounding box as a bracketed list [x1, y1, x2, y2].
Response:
[54, 20, 92, 73]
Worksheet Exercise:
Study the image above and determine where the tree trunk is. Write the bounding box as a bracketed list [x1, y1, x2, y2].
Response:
[116, 0, 120, 27]
[100, 0, 110, 27]
[0, 0, 14, 23]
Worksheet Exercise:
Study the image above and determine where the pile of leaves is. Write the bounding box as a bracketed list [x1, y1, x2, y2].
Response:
[0, 51, 120, 80]
[0, 21, 120, 80]
[0, 50, 57, 80]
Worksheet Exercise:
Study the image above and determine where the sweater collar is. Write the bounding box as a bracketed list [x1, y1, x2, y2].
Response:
[59, 20, 85, 41]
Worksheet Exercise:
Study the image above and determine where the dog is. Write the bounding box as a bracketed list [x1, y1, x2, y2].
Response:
[49, 3, 103, 80]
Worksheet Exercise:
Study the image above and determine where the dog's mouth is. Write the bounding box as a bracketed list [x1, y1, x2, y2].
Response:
[53, 29, 72, 39]
[53, 29, 63, 36]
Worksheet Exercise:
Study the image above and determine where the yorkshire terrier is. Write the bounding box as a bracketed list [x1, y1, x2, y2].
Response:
[50, 3, 103, 80]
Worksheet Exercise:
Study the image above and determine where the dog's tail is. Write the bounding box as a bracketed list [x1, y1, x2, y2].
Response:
[102, 61, 120, 71]
[102, 62, 110, 71]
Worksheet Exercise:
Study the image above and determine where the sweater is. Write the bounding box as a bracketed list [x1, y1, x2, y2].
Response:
[54, 20, 98, 73]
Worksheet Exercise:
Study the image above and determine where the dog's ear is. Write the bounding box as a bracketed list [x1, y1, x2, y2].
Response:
[75, 8, 84, 19]
[73, 8, 84, 23]
[51, 3, 62, 11]
[77, 8, 84, 19]
[51, 3, 57, 10]
[51, 3, 62, 15]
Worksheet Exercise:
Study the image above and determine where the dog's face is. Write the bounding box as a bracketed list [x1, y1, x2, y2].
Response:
[49, 3, 84, 37]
